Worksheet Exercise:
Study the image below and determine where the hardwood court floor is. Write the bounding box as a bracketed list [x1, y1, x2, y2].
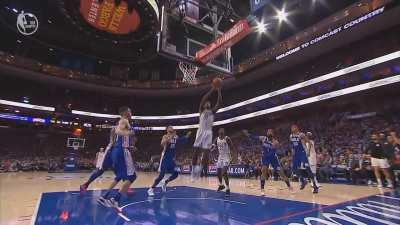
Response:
[0, 171, 393, 225]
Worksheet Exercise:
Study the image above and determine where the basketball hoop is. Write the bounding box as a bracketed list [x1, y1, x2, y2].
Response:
[179, 61, 199, 83]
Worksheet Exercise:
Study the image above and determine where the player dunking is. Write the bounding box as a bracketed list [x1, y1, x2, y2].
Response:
[104, 106, 137, 209]
[147, 126, 191, 196]
[192, 86, 222, 179]
[290, 125, 318, 194]
[212, 128, 234, 196]
[245, 129, 291, 195]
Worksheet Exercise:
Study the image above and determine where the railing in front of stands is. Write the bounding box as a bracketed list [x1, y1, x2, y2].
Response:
[0, 51, 226, 89]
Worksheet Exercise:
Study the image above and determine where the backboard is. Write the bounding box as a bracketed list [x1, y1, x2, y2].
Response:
[67, 138, 86, 149]
[157, 1, 234, 75]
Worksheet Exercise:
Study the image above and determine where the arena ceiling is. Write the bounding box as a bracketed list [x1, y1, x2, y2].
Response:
[0, 0, 359, 66]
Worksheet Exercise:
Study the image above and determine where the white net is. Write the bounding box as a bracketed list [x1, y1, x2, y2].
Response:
[179, 61, 199, 83]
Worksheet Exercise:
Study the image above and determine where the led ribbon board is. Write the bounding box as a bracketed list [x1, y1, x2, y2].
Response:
[276, 7, 385, 60]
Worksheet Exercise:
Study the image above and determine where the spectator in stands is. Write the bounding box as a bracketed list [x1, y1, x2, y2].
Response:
[319, 149, 334, 182]
[346, 149, 362, 184]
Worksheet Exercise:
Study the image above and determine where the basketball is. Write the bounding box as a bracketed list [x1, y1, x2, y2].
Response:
[212, 77, 223, 89]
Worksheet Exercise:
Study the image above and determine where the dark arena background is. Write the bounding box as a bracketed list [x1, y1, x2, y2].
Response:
[1, 0, 400, 225]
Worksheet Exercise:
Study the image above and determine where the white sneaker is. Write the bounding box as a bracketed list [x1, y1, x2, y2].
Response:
[261, 189, 265, 196]
[147, 188, 155, 196]
[97, 197, 111, 207]
[387, 183, 394, 189]
[160, 181, 167, 192]
[103, 198, 121, 212]
[377, 183, 383, 188]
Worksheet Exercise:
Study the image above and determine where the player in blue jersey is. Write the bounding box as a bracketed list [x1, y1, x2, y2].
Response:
[104, 106, 137, 209]
[290, 124, 318, 194]
[245, 129, 291, 195]
[148, 126, 192, 196]
[80, 126, 120, 194]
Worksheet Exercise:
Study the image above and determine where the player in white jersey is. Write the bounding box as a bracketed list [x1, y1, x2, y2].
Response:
[211, 128, 235, 196]
[192, 87, 222, 179]
[305, 132, 320, 188]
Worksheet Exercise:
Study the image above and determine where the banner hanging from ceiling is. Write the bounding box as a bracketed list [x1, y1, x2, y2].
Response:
[79, 0, 141, 34]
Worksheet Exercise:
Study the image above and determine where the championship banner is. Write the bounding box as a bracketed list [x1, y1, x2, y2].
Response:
[79, 0, 141, 34]
[195, 19, 252, 65]
[250, 0, 271, 13]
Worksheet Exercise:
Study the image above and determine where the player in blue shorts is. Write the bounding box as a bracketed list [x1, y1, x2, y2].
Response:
[80, 127, 120, 194]
[104, 106, 137, 209]
[290, 124, 318, 194]
[245, 129, 291, 195]
[148, 126, 191, 196]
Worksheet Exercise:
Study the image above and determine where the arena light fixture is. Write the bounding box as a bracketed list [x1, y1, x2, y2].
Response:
[0, 100, 55, 112]
[217, 50, 400, 113]
[214, 74, 400, 126]
[276, 9, 288, 22]
[0, 75, 399, 130]
[256, 21, 268, 33]
[155, 74, 400, 130]
[71, 110, 120, 119]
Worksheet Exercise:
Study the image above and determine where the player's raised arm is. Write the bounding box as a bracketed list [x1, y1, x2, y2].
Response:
[199, 87, 215, 113]
[212, 88, 222, 114]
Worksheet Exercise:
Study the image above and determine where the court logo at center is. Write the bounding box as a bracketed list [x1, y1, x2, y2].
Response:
[16, 11, 39, 35]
